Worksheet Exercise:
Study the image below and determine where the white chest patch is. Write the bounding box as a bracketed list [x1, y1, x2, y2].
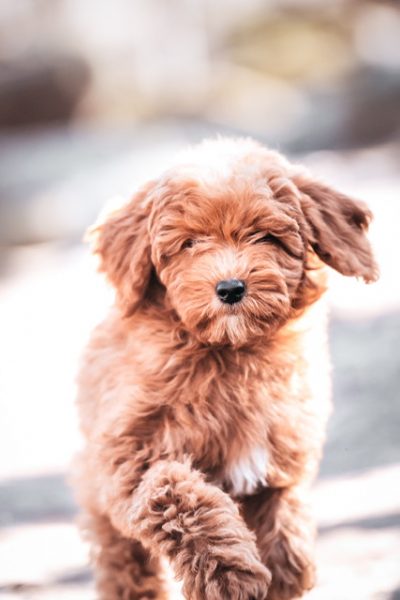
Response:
[224, 446, 269, 497]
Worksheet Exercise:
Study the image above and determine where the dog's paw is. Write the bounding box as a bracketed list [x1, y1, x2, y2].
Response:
[187, 559, 271, 600]
[210, 562, 271, 600]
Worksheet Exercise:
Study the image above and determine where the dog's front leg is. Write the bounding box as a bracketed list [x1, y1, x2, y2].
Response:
[242, 487, 315, 600]
[110, 458, 271, 600]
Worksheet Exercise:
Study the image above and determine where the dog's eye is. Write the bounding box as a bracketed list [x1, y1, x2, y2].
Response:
[255, 233, 288, 252]
[255, 233, 279, 245]
[255, 232, 303, 259]
[181, 239, 195, 250]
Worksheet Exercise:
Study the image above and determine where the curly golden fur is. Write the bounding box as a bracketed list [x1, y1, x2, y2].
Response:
[74, 138, 377, 599]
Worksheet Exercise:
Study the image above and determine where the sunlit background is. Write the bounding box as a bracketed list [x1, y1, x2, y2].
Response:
[0, 1, 399, 599]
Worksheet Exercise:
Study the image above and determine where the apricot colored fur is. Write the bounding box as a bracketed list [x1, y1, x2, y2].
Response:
[74, 138, 377, 599]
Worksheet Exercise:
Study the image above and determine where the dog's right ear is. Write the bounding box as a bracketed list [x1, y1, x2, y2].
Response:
[88, 182, 155, 316]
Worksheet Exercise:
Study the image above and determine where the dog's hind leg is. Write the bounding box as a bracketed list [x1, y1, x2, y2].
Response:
[242, 487, 316, 600]
[81, 511, 167, 599]
[109, 459, 271, 600]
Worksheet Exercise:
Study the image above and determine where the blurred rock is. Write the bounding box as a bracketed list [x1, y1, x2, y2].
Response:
[342, 66, 400, 148]
[0, 54, 90, 128]
[284, 66, 400, 152]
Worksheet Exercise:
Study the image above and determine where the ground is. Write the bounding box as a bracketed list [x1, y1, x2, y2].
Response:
[0, 134, 399, 599]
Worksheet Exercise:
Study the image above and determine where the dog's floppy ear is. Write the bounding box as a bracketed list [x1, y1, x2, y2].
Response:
[292, 172, 378, 283]
[89, 182, 155, 316]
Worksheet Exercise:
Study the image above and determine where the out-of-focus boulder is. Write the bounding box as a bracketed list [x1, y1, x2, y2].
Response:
[0, 53, 90, 128]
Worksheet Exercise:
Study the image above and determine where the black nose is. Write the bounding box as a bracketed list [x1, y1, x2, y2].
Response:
[216, 279, 246, 304]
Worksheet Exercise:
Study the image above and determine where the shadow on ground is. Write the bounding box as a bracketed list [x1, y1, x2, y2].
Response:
[320, 310, 400, 478]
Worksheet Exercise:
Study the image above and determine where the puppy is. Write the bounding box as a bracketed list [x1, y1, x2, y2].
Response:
[75, 138, 377, 600]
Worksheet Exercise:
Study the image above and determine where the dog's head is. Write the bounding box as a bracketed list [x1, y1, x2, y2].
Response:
[92, 138, 378, 346]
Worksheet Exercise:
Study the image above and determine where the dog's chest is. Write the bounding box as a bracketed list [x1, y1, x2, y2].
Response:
[192, 366, 271, 496]
[221, 444, 269, 497]
[162, 345, 276, 496]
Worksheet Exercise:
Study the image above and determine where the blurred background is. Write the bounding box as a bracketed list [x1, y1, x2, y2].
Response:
[0, 1, 399, 598]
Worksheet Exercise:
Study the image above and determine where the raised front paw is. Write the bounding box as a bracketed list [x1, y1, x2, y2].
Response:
[209, 562, 272, 600]
[184, 556, 271, 600]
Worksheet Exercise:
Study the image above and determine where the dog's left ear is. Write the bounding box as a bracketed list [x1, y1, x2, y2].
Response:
[89, 181, 155, 316]
[292, 172, 378, 283]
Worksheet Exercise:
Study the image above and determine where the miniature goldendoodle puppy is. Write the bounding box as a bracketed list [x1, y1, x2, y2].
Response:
[75, 138, 377, 600]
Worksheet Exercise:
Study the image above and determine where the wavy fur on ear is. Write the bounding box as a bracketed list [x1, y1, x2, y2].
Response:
[89, 182, 154, 316]
[292, 172, 379, 283]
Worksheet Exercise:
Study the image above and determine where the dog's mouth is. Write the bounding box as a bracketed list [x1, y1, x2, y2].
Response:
[187, 287, 291, 347]
[219, 300, 244, 314]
